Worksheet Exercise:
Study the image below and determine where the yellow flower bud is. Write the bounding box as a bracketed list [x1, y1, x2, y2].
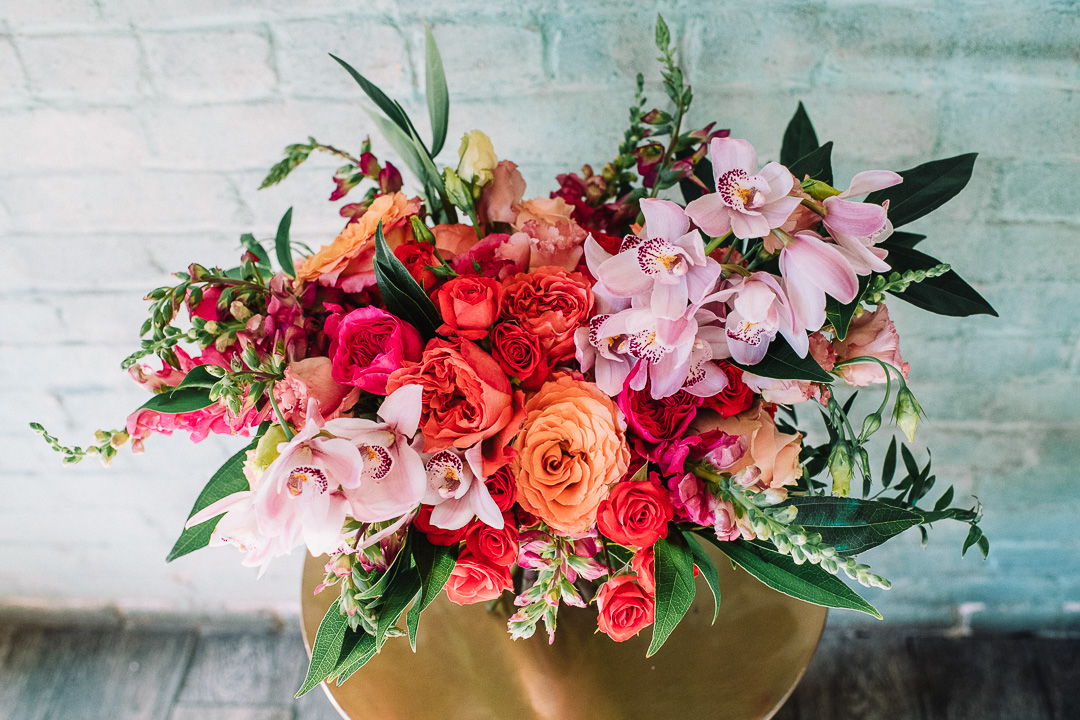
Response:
[457, 130, 497, 187]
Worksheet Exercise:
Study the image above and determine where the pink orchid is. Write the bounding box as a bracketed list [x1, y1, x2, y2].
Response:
[821, 171, 902, 274]
[421, 445, 504, 530]
[707, 272, 808, 365]
[321, 384, 428, 524]
[590, 199, 722, 319]
[186, 486, 290, 575]
[778, 230, 859, 332]
[685, 137, 802, 239]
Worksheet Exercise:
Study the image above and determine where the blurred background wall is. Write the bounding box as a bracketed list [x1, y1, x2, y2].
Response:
[1, 0, 1077, 629]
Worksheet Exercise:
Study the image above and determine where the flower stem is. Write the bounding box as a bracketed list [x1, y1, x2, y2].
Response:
[267, 382, 294, 441]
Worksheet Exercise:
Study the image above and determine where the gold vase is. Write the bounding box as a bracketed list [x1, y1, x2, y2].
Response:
[300, 541, 826, 720]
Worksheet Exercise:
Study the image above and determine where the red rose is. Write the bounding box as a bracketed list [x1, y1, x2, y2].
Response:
[631, 547, 655, 595]
[393, 241, 440, 293]
[485, 467, 517, 512]
[413, 504, 470, 546]
[434, 275, 503, 340]
[464, 515, 519, 566]
[616, 382, 702, 462]
[489, 321, 545, 387]
[702, 362, 754, 418]
[596, 575, 654, 642]
[501, 266, 593, 365]
[596, 480, 674, 547]
[444, 550, 514, 605]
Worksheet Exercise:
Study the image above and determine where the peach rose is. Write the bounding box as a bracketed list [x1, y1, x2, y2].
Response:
[833, 304, 910, 387]
[501, 266, 593, 365]
[432, 223, 478, 258]
[272, 357, 359, 429]
[513, 375, 630, 534]
[692, 403, 802, 495]
[385, 337, 525, 475]
[297, 192, 420, 291]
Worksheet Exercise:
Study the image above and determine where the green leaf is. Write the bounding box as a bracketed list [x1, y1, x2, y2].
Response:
[176, 365, 218, 390]
[961, 524, 983, 558]
[878, 243, 998, 317]
[654, 13, 671, 51]
[375, 567, 422, 651]
[865, 153, 977, 228]
[331, 54, 415, 139]
[275, 207, 295, 277]
[240, 233, 271, 275]
[296, 605, 351, 697]
[332, 630, 377, 686]
[166, 440, 257, 562]
[138, 386, 215, 414]
[881, 437, 897, 488]
[406, 537, 458, 650]
[885, 231, 926, 249]
[365, 108, 431, 191]
[781, 496, 923, 554]
[787, 141, 834, 186]
[373, 221, 442, 339]
[826, 274, 870, 341]
[423, 22, 450, 157]
[648, 531, 696, 657]
[682, 531, 721, 624]
[780, 102, 819, 168]
[934, 486, 955, 512]
[707, 538, 882, 619]
[729, 333, 833, 383]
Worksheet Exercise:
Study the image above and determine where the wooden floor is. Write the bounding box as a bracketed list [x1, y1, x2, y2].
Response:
[0, 623, 1073, 719]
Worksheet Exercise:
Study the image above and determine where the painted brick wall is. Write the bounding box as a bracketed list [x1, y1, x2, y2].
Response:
[1, 0, 1077, 629]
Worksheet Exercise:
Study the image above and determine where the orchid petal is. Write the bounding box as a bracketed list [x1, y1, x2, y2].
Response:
[685, 193, 732, 238]
[833, 232, 891, 274]
[651, 279, 689, 320]
[710, 137, 757, 174]
[823, 197, 888, 238]
[729, 209, 771, 240]
[350, 445, 426, 522]
[787, 233, 859, 303]
[584, 234, 613, 278]
[378, 383, 423, 437]
[187, 491, 253, 528]
[596, 250, 653, 297]
[757, 162, 794, 199]
[684, 361, 730, 397]
[686, 261, 724, 305]
[759, 195, 803, 227]
[727, 334, 769, 365]
[640, 198, 690, 241]
[838, 170, 903, 199]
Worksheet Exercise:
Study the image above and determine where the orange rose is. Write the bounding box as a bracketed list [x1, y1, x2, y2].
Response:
[692, 403, 802, 496]
[513, 375, 629, 534]
[501, 266, 593, 364]
[385, 337, 524, 475]
[297, 192, 420, 291]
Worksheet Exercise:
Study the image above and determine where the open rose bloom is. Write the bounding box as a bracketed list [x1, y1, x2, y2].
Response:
[38, 19, 995, 693]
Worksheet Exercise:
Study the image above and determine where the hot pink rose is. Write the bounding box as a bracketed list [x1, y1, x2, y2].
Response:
[596, 575, 654, 642]
[444, 550, 514, 605]
[833, 304, 910, 386]
[434, 275, 503, 340]
[617, 382, 702, 463]
[325, 306, 424, 394]
[272, 357, 359, 430]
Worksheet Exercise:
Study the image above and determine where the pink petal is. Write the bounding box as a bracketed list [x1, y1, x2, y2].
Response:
[729, 209, 771, 239]
[378, 384, 423, 437]
[349, 445, 426, 522]
[584, 234, 613, 277]
[674, 229, 708, 265]
[759, 195, 803, 227]
[727, 334, 769, 365]
[597, 250, 653, 297]
[651, 279, 690, 320]
[686, 261, 724, 304]
[833, 233, 891, 274]
[787, 233, 859, 304]
[595, 356, 634, 396]
[187, 491, 253, 528]
[640, 198, 690, 241]
[839, 170, 903, 198]
[822, 197, 888, 238]
[780, 264, 827, 332]
[684, 361, 730, 397]
[685, 193, 733, 238]
[710, 137, 757, 174]
[757, 162, 794, 200]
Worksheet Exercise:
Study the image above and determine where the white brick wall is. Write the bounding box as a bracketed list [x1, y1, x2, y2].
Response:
[1, 0, 1078, 629]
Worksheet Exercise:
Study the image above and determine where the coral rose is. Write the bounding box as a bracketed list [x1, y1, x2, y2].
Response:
[385, 337, 525, 475]
[325, 306, 424, 395]
[501, 266, 593, 365]
[297, 192, 419, 291]
[596, 479, 674, 548]
[393, 241, 439, 293]
[596, 575, 654, 642]
[434, 275, 502, 340]
[692, 404, 803, 494]
[444, 550, 514, 605]
[833, 304, 910, 387]
[632, 547, 655, 594]
[272, 357, 359, 430]
[512, 374, 630, 534]
[465, 515, 519, 566]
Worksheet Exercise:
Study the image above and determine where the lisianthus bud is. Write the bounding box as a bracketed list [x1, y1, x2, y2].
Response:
[828, 442, 853, 497]
[442, 168, 473, 211]
[457, 130, 497, 187]
[893, 386, 923, 442]
[410, 216, 437, 245]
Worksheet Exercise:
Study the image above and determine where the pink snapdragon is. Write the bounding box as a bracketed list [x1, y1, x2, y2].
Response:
[685, 138, 802, 239]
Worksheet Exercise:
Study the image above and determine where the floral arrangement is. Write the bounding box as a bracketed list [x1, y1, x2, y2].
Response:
[35, 18, 996, 696]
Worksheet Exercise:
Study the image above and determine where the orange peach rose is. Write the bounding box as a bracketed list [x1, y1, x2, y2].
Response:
[297, 192, 420, 291]
[501, 266, 593, 364]
[692, 403, 802, 496]
[513, 374, 630, 534]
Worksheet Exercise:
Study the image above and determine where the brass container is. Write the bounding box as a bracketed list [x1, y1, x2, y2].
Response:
[301, 542, 826, 720]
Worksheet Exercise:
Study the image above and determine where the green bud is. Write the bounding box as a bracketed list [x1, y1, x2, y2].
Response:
[800, 178, 842, 201]
[771, 505, 798, 525]
[828, 442, 854, 497]
[893, 386, 923, 442]
[253, 425, 289, 469]
[442, 168, 473, 212]
[860, 413, 882, 440]
[410, 216, 437, 245]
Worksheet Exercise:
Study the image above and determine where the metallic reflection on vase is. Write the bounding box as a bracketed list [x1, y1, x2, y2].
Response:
[301, 540, 826, 720]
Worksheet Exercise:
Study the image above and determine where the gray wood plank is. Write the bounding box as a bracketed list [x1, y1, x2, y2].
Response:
[175, 631, 308, 707]
[169, 706, 292, 720]
[1033, 637, 1080, 720]
[912, 635, 1054, 720]
[293, 688, 348, 720]
[2, 627, 196, 720]
[0, 626, 47, 720]
[785, 628, 924, 720]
